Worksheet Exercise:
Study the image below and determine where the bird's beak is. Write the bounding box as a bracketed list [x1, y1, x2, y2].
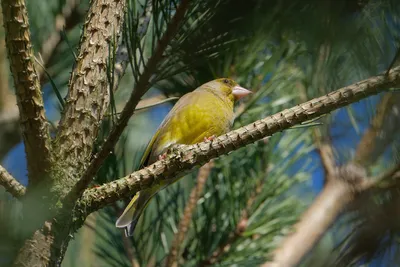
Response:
[232, 85, 252, 100]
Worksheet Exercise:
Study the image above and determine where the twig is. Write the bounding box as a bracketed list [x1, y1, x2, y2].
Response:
[354, 93, 398, 165]
[300, 43, 336, 177]
[0, 164, 26, 198]
[77, 65, 400, 216]
[361, 161, 400, 190]
[299, 83, 336, 177]
[166, 162, 214, 267]
[73, 0, 191, 200]
[385, 46, 400, 76]
[1, 0, 52, 184]
[104, 96, 179, 117]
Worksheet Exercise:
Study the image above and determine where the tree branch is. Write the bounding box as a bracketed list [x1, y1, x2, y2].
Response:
[354, 92, 399, 165]
[1, 0, 52, 184]
[72, 0, 190, 199]
[54, 0, 127, 186]
[77, 65, 400, 217]
[263, 172, 356, 267]
[0, 164, 26, 198]
[308, 43, 336, 177]
[166, 162, 213, 267]
[265, 89, 400, 266]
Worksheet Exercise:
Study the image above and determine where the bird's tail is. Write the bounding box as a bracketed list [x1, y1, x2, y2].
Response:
[115, 189, 156, 236]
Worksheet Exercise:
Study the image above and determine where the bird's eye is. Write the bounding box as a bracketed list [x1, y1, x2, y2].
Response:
[223, 79, 229, 84]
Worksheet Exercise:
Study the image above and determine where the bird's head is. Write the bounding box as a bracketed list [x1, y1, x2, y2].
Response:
[203, 78, 252, 103]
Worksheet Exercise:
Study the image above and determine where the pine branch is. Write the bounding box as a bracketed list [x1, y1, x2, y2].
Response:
[54, 0, 127, 187]
[309, 43, 336, 177]
[263, 164, 364, 267]
[354, 92, 398, 165]
[299, 83, 336, 177]
[13, 222, 55, 267]
[1, 0, 52, 184]
[72, 0, 191, 200]
[38, 0, 82, 83]
[265, 85, 400, 266]
[77, 65, 400, 218]
[166, 162, 214, 267]
[0, 164, 26, 198]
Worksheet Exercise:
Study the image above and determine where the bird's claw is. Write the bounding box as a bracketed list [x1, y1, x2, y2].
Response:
[203, 135, 216, 142]
[158, 153, 167, 161]
[158, 154, 166, 161]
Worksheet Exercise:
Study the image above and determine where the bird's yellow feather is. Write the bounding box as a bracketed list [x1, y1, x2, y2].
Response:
[116, 78, 251, 236]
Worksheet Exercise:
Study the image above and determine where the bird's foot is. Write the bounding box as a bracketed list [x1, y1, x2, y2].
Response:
[203, 135, 216, 142]
[158, 153, 167, 161]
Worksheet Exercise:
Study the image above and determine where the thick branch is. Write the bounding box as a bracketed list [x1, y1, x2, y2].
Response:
[166, 162, 213, 267]
[1, 0, 52, 184]
[78, 66, 400, 215]
[265, 87, 400, 266]
[263, 179, 354, 267]
[73, 0, 190, 198]
[0, 164, 26, 198]
[13, 222, 54, 267]
[354, 92, 399, 165]
[54, 0, 126, 185]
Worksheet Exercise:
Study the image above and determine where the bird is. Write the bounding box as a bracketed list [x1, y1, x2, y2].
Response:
[115, 78, 251, 236]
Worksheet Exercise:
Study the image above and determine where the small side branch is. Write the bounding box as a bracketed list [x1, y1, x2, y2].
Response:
[313, 129, 336, 177]
[1, 0, 52, 184]
[263, 178, 355, 267]
[166, 162, 213, 267]
[354, 93, 398, 165]
[0, 164, 25, 198]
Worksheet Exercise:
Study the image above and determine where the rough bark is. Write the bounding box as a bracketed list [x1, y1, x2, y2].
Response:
[1, 0, 52, 185]
[54, 0, 127, 188]
[13, 223, 54, 267]
[12, 0, 127, 266]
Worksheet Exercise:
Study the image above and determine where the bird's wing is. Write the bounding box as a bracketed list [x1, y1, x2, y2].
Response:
[139, 127, 161, 167]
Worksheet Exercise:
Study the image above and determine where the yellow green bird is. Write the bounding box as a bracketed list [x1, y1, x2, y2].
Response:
[115, 78, 251, 236]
